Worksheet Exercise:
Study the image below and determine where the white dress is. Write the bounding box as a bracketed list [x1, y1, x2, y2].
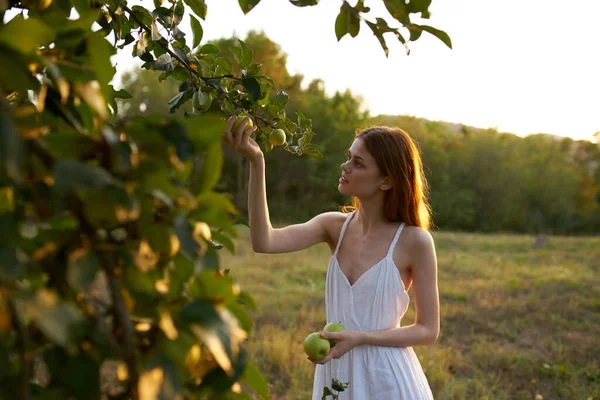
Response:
[311, 210, 434, 399]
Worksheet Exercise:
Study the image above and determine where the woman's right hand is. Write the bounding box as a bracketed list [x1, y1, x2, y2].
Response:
[222, 115, 263, 163]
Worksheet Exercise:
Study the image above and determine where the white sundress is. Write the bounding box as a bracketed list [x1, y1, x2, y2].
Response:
[311, 210, 434, 399]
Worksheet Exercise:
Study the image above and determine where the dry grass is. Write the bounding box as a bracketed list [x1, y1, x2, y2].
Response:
[222, 227, 600, 400]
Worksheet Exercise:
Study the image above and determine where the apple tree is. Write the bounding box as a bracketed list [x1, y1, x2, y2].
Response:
[0, 0, 449, 398]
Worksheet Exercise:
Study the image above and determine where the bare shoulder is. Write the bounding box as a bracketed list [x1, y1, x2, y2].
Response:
[317, 211, 350, 250]
[400, 225, 436, 261]
[403, 225, 434, 246]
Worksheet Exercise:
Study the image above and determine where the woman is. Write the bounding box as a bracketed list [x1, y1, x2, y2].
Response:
[222, 117, 439, 399]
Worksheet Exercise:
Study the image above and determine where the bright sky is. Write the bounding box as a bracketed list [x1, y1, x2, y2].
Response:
[112, 0, 598, 142]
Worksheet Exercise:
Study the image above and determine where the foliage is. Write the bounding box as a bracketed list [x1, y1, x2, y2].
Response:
[0, 0, 448, 398]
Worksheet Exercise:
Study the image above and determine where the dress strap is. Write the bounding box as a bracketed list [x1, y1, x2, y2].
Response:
[386, 221, 406, 258]
[334, 210, 356, 257]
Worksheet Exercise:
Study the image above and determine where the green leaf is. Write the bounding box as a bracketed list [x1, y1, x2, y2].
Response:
[296, 111, 312, 131]
[383, 0, 410, 25]
[334, 2, 359, 41]
[182, 112, 227, 151]
[0, 45, 40, 94]
[122, 260, 156, 297]
[270, 90, 288, 111]
[0, 248, 27, 283]
[348, 9, 360, 37]
[187, 270, 236, 303]
[290, 0, 319, 6]
[408, 24, 423, 41]
[210, 230, 235, 253]
[190, 140, 222, 194]
[66, 248, 101, 292]
[239, 40, 253, 68]
[43, 129, 97, 160]
[180, 299, 221, 326]
[241, 361, 269, 399]
[190, 14, 203, 49]
[407, 0, 432, 13]
[321, 386, 333, 400]
[111, 86, 132, 99]
[52, 161, 118, 193]
[215, 57, 233, 75]
[143, 53, 175, 71]
[242, 78, 261, 102]
[231, 46, 243, 64]
[238, 0, 261, 14]
[366, 20, 389, 57]
[199, 43, 220, 54]
[131, 5, 154, 26]
[160, 120, 195, 161]
[236, 291, 256, 311]
[54, 59, 96, 82]
[303, 147, 324, 159]
[183, 300, 248, 379]
[168, 87, 194, 113]
[141, 358, 183, 400]
[171, 66, 189, 81]
[0, 15, 55, 54]
[22, 291, 85, 349]
[331, 378, 349, 392]
[183, 0, 208, 19]
[420, 24, 453, 49]
[0, 106, 24, 183]
[174, 216, 203, 261]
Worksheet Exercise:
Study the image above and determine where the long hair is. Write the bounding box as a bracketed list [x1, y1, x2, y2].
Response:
[339, 126, 433, 231]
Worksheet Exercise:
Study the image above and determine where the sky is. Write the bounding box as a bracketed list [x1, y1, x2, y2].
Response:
[114, 0, 600, 142]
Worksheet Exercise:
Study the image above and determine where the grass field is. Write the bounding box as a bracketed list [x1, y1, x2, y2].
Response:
[221, 226, 600, 400]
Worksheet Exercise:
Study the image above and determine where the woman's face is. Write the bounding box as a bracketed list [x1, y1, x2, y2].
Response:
[338, 138, 386, 197]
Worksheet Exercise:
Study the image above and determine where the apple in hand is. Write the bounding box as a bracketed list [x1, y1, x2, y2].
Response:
[304, 332, 330, 361]
[322, 322, 346, 347]
[232, 113, 254, 132]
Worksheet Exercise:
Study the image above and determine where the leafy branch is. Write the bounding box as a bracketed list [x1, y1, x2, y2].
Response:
[26, 138, 141, 398]
[122, 5, 237, 84]
[8, 299, 30, 400]
[322, 378, 349, 400]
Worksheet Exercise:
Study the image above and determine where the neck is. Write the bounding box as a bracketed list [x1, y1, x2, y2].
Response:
[354, 202, 389, 240]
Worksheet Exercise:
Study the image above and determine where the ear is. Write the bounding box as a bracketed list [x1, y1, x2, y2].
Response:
[380, 177, 392, 191]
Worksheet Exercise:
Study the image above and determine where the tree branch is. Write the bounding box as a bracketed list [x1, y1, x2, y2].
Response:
[255, 116, 277, 130]
[102, 254, 139, 400]
[123, 5, 195, 76]
[8, 299, 30, 400]
[27, 140, 139, 398]
[27, 139, 55, 170]
[122, 5, 238, 84]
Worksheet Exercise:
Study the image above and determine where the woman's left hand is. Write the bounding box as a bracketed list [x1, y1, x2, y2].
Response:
[308, 330, 363, 364]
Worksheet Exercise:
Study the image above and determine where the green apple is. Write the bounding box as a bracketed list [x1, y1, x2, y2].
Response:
[322, 322, 345, 347]
[232, 113, 253, 132]
[192, 90, 211, 111]
[269, 128, 286, 146]
[303, 332, 330, 361]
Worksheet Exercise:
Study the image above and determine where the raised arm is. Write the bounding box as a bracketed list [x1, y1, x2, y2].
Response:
[223, 115, 337, 254]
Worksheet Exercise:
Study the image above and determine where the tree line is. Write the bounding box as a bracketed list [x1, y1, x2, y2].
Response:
[119, 31, 600, 235]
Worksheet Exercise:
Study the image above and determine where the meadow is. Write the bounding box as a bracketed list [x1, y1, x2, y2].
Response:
[221, 226, 600, 400]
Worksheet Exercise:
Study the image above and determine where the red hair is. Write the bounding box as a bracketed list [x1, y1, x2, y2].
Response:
[339, 126, 433, 231]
